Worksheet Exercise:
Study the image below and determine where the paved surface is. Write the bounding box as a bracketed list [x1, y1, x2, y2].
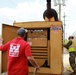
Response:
[62, 49, 72, 75]
[0, 73, 7, 75]
[63, 53, 72, 75]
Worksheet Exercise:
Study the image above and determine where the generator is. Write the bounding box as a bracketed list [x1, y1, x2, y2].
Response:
[0, 21, 63, 75]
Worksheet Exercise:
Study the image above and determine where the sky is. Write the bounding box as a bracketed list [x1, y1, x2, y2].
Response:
[0, 0, 76, 39]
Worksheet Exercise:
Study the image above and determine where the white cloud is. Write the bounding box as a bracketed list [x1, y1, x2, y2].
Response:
[0, 7, 17, 20]
[0, 1, 46, 22]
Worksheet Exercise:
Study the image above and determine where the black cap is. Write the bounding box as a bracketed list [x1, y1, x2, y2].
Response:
[17, 28, 27, 37]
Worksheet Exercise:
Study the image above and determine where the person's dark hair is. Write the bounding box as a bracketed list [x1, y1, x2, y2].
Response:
[17, 28, 27, 37]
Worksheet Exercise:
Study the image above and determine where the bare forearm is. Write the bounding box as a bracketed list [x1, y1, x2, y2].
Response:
[27, 56, 39, 68]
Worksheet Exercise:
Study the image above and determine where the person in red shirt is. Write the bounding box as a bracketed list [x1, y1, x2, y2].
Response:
[0, 28, 39, 75]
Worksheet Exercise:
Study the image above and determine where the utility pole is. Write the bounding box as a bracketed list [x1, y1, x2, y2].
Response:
[53, 0, 66, 21]
[59, 4, 61, 20]
[63, 12, 66, 41]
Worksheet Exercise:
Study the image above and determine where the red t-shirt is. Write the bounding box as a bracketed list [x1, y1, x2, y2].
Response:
[0, 38, 32, 75]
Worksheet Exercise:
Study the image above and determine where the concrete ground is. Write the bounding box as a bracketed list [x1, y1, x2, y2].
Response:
[63, 48, 74, 75]
[0, 73, 7, 75]
[63, 53, 72, 75]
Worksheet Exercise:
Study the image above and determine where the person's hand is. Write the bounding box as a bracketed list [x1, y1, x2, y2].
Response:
[74, 46, 76, 48]
[0, 38, 3, 45]
[33, 66, 40, 75]
[35, 66, 40, 70]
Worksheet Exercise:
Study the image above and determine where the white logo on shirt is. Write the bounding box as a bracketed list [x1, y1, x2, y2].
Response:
[9, 44, 20, 57]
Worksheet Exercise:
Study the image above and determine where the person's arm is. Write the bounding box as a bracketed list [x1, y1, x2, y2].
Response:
[25, 43, 39, 69]
[27, 56, 39, 69]
[0, 42, 10, 51]
[63, 40, 72, 49]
